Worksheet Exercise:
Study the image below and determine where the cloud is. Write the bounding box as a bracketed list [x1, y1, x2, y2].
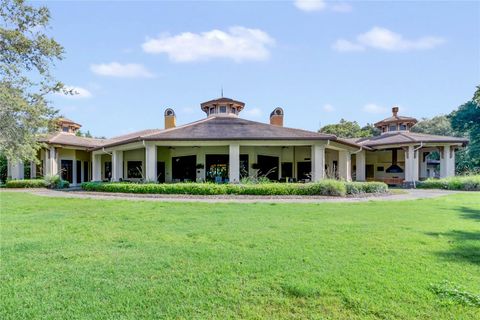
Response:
[245, 107, 262, 118]
[333, 27, 445, 52]
[332, 39, 365, 52]
[56, 85, 92, 99]
[142, 26, 275, 62]
[322, 104, 335, 112]
[362, 103, 387, 114]
[294, 0, 327, 12]
[90, 62, 154, 78]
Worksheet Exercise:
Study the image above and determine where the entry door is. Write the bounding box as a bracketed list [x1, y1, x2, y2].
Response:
[257, 155, 279, 181]
[157, 161, 165, 183]
[61, 160, 73, 183]
[76, 160, 82, 183]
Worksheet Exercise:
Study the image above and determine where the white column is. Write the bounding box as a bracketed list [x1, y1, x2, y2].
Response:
[405, 145, 419, 182]
[440, 146, 455, 178]
[311, 145, 325, 182]
[338, 150, 352, 181]
[355, 150, 366, 181]
[92, 154, 102, 181]
[229, 143, 240, 183]
[419, 151, 428, 179]
[9, 161, 24, 180]
[112, 150, 124, 182]
[49, 147, 58, 176]
[72, 156, 77, 185]
[30, 161, 36, 179]
[145, 144, 157, 182]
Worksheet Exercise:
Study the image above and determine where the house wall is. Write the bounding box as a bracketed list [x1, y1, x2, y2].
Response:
[365, 149, 406, 180]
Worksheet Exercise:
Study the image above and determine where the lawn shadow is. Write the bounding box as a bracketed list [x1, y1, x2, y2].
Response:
[425, 206, 480, 265]
[459, 206, 480, 222]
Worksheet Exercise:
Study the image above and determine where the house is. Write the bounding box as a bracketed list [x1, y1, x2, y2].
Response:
[7, 97, 468, 186]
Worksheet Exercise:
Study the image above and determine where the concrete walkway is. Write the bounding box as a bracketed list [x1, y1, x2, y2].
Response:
[1, 188, 468, 203]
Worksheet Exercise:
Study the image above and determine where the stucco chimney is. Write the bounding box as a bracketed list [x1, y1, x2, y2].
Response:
[392, 106, 399, 117]
[164, 108, 176, 129]
[270, 107, 284, 126]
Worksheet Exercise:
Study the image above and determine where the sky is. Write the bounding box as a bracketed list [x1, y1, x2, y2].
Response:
[43, 0, 480, 138]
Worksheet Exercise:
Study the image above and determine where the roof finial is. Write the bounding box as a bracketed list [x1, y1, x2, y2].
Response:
[221, 85, 223, 98]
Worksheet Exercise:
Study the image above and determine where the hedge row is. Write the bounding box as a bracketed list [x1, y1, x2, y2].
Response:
[81, 180, 388, 197]
[5, 179, 47, 188]
[5, 175, 70, 189]
[417, 175, 480, 191]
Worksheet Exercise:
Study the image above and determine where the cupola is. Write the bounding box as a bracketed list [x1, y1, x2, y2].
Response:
[374, 106, 418, 134]
[55, 117, 81, 134]
[200, 97, 245, 117]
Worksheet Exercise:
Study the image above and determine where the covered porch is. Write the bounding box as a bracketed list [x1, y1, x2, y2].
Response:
[92, 140, 357, 184]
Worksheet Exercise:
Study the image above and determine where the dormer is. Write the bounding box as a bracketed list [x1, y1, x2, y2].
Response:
[55, 117, 81, 134]
[374, 107, 418, 134]
[200, 97, 245, 117]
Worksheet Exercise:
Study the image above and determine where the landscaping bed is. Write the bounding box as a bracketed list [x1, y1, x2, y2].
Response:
[417, 175, 480, 191]
[81, 180, 388, 197]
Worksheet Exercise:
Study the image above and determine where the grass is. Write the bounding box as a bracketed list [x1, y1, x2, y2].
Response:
[1, 192, 479, 319]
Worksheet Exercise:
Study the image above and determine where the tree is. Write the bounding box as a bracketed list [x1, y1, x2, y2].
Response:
[319, 119, 380, 138]
[411, 115, 458, 137]
[0, 0, 66, 163]
[450, 87, 480, 169]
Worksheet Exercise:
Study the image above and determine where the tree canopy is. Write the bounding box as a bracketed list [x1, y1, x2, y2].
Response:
[0, 0, 65, 163]
[319, 119, 379, 138]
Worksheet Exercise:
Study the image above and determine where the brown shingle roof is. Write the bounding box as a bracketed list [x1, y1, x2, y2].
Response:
[39, 132, 105, 148]
[143, 116, 336, 141]
[354, 131, 468, 148]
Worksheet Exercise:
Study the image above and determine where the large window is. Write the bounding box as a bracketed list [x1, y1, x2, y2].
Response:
[389, 124, 397, 132]
[104, 161, 112, 181]
[219, 105, 227, 113]
[83, 161, 89, 182]
[61, 160, 73, 183]
[172, 155, 196, 182]
[281, 162, 293, 179]
[127, 161, 143, 179]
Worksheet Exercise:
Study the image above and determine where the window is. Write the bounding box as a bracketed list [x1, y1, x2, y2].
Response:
[219, 105, 227, 113]
[281, 162, 293, 179]
[62, 127, 69, 132]
[209, 107, 215, 115]
[399, 124, 407, 131]
[377, 166, 384, 172]
[127, 161, 143, 179]
[389, 125, 397, 131]
[104, 162, 112, 180]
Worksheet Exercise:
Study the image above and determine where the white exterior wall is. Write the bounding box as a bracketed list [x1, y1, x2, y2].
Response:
[112, 150, 124, 181]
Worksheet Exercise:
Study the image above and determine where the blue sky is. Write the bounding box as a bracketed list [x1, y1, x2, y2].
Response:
[45, 0, 480, 138]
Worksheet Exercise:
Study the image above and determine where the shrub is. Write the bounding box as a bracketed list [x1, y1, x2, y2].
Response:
[81, 180, 388, 197]
[345, 181, 389, 195]
[5, 179, 47, 188]
[44, 174, 70, 189]
[418, 175, 480, 191]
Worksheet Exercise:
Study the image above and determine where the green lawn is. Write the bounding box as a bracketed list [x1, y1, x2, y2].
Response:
[1, 192, 479, 319]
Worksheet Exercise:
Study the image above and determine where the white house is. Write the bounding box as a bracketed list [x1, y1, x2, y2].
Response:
[8, 97, 468, 187]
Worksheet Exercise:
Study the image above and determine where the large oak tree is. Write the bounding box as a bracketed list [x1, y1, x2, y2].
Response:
[0, 0, 66, 163]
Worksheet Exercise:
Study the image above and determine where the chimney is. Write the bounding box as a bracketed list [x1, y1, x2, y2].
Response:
[270, 107, 284, 126]
[164, 108, 176, 129]
[392, 106, 399, 117]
